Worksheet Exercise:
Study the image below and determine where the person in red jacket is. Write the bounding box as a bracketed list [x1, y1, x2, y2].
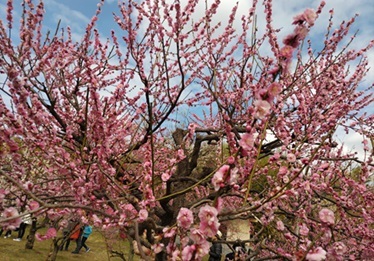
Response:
[72, 225, 92, 254]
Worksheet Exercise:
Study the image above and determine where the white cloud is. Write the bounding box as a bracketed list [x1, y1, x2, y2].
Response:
[43, 0, 90, 34]
[334, 126, 372, 161]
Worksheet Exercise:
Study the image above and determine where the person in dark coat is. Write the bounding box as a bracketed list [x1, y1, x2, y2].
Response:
[209, 231, 223, 261]
[224, 241, 246, 261]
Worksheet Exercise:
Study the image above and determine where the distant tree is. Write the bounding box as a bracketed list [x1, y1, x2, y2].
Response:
[0, 0, 373, 260]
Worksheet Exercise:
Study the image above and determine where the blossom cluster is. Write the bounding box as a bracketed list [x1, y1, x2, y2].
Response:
[0, 0, 373, 260]
[174, 205, 220, 260]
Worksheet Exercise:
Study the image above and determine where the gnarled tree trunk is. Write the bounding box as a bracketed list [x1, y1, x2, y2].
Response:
[25, 217, 37, 249]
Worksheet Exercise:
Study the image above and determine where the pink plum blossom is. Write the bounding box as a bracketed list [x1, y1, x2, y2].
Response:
[198, 205, 220, 238]
[282, 24, 309, 47]
[294, 25, 309, 40]
[118, 213, 127, 226]
[276, 220, 285, 231]
[329, 242, 347, 257]
[293, 8, 317, 26]
[92, 214, 102, 227]
[46, 227, 57, 238]
[267, 82, 282, 98]
[195, 241, 210, 259]
[299, 223, 309, 236]
[284, 232, 293, 240]
[177, 149, 186, 160]
[1, 207, 22, 230]
[36, 227, 57, 241]
[211, 165, 230, 191]
[239, 133, 255, 152]
[6, 0, 13, 29]
[278, 166, 288, 175]
[181, 240, 210, 260]
[161, 172, 170, 182]
[319, 208, 335, 225]
[28, 201, 40, 211]
[138, 209, 148, 222]
[190, 228, 206, 244]
[152, 243, 164, 254]
[227, 156, 235, 164]
[257, 88, 269, 100]
[163, 227, 177, 238]
[287, 153, 296, 163]
[177, 208, 193, 229]
[171, 250, 181, 261]
[253, 100, 271, 119]
[77, 187, 86, 196]
[280, 45, 294, 60]
[182, 245, 195, 260]
[303, 9, 317, 26]
[180, 236, 191, 247]
[306, 247, 327, 261]
[321, 228, 332, 243]
[23, 181, 33, 190]
[229, 168, 239, 186]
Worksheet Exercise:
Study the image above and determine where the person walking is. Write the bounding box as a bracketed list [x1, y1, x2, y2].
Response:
[1, 229, 12, 238]
[209, 231, 223, 261]
[72, 225, 92, 254]
[13, 214, 32, 241]
[60, 220, 78, 251]
[70, 223, 83, 250]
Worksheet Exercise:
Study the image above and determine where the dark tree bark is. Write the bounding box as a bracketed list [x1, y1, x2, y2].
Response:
[25, 217, 37, 249]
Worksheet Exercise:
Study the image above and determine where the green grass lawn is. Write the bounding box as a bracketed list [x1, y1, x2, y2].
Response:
[0, 227, 133, 261]
[0, 227, 215, 260]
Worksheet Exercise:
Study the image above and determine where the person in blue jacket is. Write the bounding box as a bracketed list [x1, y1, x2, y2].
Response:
[72, 225, 92, 254]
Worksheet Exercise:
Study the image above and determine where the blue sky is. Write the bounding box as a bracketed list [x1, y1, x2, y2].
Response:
[2, 0, 373, 76]
[0, 0, 373, 159]
[2, 1, 372, 52]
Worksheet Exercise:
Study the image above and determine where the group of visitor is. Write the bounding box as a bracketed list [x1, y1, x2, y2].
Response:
[60, 219, 93, 254]
[1, 214, 93, 255]
[71, 223, 93, 254]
